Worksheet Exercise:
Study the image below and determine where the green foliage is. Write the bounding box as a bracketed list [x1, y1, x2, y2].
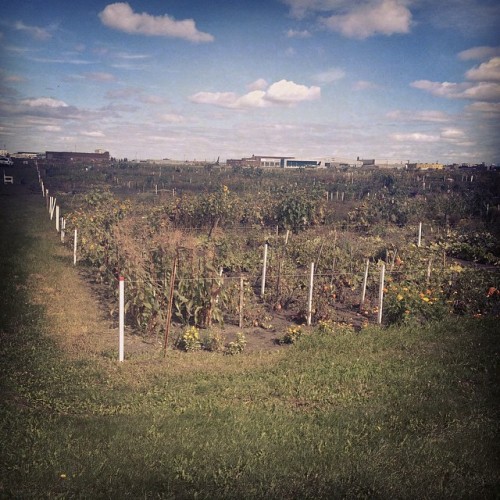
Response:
[200, 329, 226, 352]
[175, 325, 202, 351]
[275, 192, 319, 233]
[278, 325, 303, 344]
[384, 280, 448, 325]
[225, 332, 246, 355]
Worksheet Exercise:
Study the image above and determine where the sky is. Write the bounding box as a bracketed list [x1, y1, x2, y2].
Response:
[1, 0, 499, 164]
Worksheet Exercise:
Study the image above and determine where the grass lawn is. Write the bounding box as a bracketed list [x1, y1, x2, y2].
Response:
[1, 168, 499, 498]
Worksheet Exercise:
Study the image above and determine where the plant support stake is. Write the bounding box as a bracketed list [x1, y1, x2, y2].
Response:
[360, 259, 369, 307]
[73, 229, 77, 265]
[119, 276, 125, 362]
[239, 276, 244, 328]
[307, 262, 315, 326]
[261, 243, 268, 297]
[377, 263, 385, 325]
[163, 255, 178, 356]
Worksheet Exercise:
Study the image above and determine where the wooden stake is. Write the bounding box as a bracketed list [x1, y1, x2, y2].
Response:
[163, 254, 178, 356]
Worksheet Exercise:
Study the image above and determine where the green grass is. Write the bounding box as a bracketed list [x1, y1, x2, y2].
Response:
[1, 170, 499, 498]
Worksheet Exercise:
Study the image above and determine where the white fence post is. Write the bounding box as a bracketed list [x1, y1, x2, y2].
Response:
[377, 263, 385, 324]
[307, 262, 315, 326]
[261, 243, 268, 297]
[73, 229, 77, 265]
[417, 222, 422, 247]
[119, 276, 125, 362]
[60, 218, 65, 243]
[239, 276, 244, 328]
[360, 259, 369, 307]
[55, 206, 60, 231]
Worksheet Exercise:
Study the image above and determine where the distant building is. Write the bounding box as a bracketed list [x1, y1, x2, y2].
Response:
[227, 154, 323, 168]
[407, 162, 444, 170]
[45, 150, 110, 162]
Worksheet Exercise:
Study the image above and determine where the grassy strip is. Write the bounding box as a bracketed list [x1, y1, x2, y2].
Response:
[1, 173, 499, 498]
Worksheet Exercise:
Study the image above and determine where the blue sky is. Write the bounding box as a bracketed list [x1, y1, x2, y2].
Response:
[1, 0, 499, 163]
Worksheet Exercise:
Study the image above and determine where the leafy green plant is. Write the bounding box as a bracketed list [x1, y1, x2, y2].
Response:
[225, 332, 246, 355]
[384, 281, 448, 325]
[278, 325, 303, 344]
[201, 329, 226, 352]
[175, 326, 202, 351]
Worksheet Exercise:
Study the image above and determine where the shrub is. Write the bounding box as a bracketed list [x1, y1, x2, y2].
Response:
[175, 326, 202, 352]
[278, 325, 303, 344]
[226, 332, 246, 355]
[201, 330, 225, 352]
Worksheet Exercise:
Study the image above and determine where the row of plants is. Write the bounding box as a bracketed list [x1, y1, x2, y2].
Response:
[59, 180, 500, 340]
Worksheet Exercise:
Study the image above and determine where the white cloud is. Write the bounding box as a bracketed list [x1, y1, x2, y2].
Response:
[247, 78, 268, 91]
[160, 113, 185, 123]
[189, 91, 239, 108]
[313, 67, 345, 83]
[466, 101, 500, 114]
[190, 79, 320, 109]
[235, 90, 269, 108]
[81, 131, 105, 137]
[286, 29, 311, 38]
[458, 46, 500, 61]
[391, 132, 439, 143]
[387, 109, 450, 122]
[99, 2, 214, 43]
[461, 82, 500, 101]
[440, 128, 466, 140]
[265, 79, 321, 104]
[21, 97, 69, 108]
[322, 0, 412, 39]
[411, 80, 466, 98]
[465, 57, 500, 82]
[40, 125, 62, 132]
[410, 80, 500, 101]
[14, 21, 52, 40]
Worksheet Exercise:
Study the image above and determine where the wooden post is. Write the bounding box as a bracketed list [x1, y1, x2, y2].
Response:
[417, 222, 422, 247]
[307, 262, 315, 326]
[73, 229, 77, 265]
[119, 276, 125, 362]
[261, 243, 268, 297]
[360, 259, 369, 307]
[377, 263, 385, 325]
[285, 229, 290, 245]
[163, 255, 178, 356]
[239, 276, 244, 328]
